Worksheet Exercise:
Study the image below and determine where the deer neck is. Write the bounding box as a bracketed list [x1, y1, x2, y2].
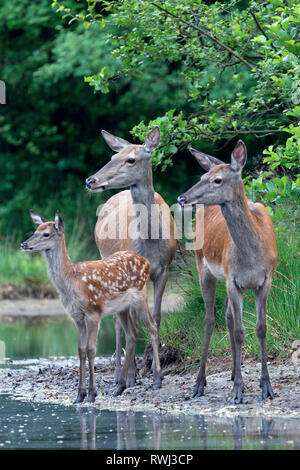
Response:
[221, 180, 261, 258]
[130, 165, 156, 208]
[130, 166, 161, 257]
[44, 236, 74, 293]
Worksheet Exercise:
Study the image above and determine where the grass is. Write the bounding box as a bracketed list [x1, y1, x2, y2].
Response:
[159, 203, 300, 360]
[0, 213, 99, 286]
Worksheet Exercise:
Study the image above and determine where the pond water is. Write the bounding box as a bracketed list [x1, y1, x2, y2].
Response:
[0, 393, 299, 450]
[0, 316, 146, 358]
[0, 317, 300, 450]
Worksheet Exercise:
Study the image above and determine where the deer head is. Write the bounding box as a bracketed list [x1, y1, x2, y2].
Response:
[177, 140, 247, 207]
[85, 126, 160, 192]
[21, 211, 65, 252]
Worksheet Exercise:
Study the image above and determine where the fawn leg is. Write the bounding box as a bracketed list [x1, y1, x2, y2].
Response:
[114, 314, 123, 385]
[126, 308, 139, 387]
[73, 314, 88, 404]
[86, 313, 100, 403]
[254, 277, 274, 400]
[193, 266, 216, 398]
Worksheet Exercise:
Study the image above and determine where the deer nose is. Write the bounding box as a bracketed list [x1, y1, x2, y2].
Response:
[85, 176, 96, 188]
[20, 242, 28, 250]
[177, 195, 186, 207]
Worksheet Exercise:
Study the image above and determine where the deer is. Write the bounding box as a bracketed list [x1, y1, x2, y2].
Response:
[85, 126, 177, 386]
[177, 140, 277, 404]
[20, 210, 161, 404]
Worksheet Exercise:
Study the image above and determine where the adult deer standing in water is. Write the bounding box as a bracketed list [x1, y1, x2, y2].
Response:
[21, 211, 161, 403]
[177, 141, 277, 404]
[86, 127, 177, 385]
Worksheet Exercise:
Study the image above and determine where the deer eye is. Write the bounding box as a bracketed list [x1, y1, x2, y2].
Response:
[214, 178, 222, 184]
[43, 233, 50, 237]
[127, 158, 135, 164]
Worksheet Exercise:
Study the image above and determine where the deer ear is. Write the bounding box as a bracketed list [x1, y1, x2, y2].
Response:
[29, 210, 48, 227]
[54, 211, 65, 234]
[144, 126, 160, 154]
[230, 140, 247, 172]
[101, 130, 131, 153]
[189, 147, 223, 172]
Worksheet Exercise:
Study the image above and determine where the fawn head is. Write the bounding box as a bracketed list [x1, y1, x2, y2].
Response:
[177, 140, 247, 207]
[21, 211, 65, 252]
[85, 126, 160, 192]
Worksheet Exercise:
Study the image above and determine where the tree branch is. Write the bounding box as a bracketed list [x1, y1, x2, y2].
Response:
[250, 11, 270, 41]
[151, 2, 254, 70]
[151, 2, 290, 108]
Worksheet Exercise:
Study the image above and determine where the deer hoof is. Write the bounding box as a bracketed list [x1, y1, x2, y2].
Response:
[153, 376, 162, 390]
[73, 391, 86, 404]
[192, 382, 205, 398]
[229, 384, 243, 404]
[87, 392, 97, 403]
[113, 384, 126, 396]
[261, 380, 274, 400]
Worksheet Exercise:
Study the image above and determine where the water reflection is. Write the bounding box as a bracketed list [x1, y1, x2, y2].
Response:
[0, 394, 299, 450]
[74, 406, 299, 451]
[77, 407, 97, 450]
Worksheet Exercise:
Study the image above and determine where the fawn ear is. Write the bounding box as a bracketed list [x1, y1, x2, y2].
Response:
[29, 210, 47, 227]
[54, 211, 65, 234]
[101, 130, 131, 153]
[230, 140, 247, 173]
[143, 126, 160, 154]
[189, 147, 223, 172]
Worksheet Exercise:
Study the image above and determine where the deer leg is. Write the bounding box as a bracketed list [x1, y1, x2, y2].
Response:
[193, 268, 216, 398]
[113, 310, 137, 396]
[114, 310, 138, 387]
[153, 268, 169, 330]
[73, 314, 88, 404]
[254, 278, 274, 400]
[86, 313, 100, 403]
[139, 299, 161, 390]
[227, 284, 244, 404]
[224, 296, 236, 381]
[141, 269, 169, 372]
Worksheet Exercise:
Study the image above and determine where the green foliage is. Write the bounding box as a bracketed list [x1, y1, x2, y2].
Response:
[51, 0, 300, 213]
[1, 0, 299, 238]
[53, 1, 299, 157]
[0, 0, 192, 237]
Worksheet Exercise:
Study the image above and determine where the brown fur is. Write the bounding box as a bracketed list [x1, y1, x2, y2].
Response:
[74, 251, 150, 311]
[195, 198, 277, 278]
[95, 190, 177, 261]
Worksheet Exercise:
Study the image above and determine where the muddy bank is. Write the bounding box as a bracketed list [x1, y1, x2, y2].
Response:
[0, 282, 57, 300]
[0, 356, 299, 418]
